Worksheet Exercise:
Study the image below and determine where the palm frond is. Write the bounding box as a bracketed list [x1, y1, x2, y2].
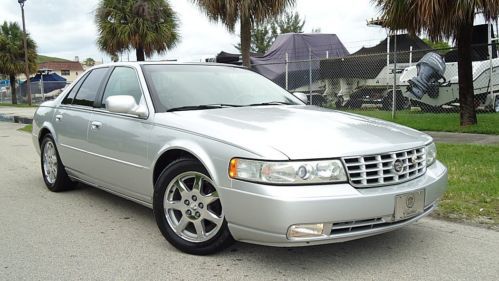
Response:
[96, 0, 180, 59]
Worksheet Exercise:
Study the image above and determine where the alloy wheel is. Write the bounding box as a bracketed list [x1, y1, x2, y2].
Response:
[163, 172, 223, 243]
[42, 141, 58, 184]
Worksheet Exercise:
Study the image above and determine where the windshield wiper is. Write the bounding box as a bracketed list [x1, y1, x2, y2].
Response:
[166, 104, 242, 112]
[248, 101, 294, 106]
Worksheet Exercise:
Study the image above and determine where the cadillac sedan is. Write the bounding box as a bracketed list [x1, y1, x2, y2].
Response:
[32, 62, 448, 255]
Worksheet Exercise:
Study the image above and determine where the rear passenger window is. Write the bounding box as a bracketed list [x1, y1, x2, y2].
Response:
[61, 73, 87, 105]
[101, 67, 143, 108]
[73, 68, 108, 107]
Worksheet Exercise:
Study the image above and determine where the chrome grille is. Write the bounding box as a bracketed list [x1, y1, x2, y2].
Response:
[342, 147, 426, 188]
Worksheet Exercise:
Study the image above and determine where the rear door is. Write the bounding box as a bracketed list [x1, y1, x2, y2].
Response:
[86, 66, 152, 201]
[53, 67, 109, 180]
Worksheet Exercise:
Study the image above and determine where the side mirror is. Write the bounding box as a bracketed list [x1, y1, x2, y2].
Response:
[293, 92, 308, 104]
[106, 95, 148, 118]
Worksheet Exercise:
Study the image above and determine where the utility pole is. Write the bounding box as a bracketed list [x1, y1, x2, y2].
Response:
[19, 0, 31, 106]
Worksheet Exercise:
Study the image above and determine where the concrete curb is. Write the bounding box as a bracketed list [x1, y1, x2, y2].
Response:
[0, 114, 33, 125]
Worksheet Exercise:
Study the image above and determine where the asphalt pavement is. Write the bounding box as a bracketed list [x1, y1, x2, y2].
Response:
[0, 121, 498, 281]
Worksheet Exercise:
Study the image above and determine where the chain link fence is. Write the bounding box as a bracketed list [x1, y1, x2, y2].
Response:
[251, 43, 499, 115]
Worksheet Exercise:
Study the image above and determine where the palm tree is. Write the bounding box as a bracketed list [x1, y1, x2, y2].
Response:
[0, 21, 37, 104]
[373, 0, 499, 126]
[192, 0, 295, 67]
[96, 0, 180, 61]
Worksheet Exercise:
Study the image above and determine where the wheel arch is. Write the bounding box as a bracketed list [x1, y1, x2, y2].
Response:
[37, 122, 57, 147]
[152, 143, 219, 188]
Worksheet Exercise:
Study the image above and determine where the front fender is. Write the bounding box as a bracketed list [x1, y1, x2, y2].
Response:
[153, 139, 220, 185]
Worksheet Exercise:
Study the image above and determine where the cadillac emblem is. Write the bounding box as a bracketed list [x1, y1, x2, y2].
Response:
[393, 159, 405, 174]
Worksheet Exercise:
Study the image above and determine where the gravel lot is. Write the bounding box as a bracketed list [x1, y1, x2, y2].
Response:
[0, 122, 498, 281]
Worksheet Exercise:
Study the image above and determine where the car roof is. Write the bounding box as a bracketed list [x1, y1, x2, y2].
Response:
[89, 61, 245, 70]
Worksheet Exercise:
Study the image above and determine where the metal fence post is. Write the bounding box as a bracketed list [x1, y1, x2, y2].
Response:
[392, 33, 397, 119]
[386, 35, 390, 87]
[285, 52, 289, 91]
[409, 46, 413, 67]
[309, 48, 312, 105]
[488, 21, 493, 100]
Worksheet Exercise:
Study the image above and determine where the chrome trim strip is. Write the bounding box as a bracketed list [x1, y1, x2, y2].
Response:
[60, 143, 149, 169]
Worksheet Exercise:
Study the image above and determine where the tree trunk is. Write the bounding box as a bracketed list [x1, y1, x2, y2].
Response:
[456, 22, 477, 126]
[9, 74, 17, 105]
[240, 15, 251, 68]
[136, 47, 145, 61]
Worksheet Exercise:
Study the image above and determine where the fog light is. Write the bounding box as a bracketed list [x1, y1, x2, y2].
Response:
[287, 223, 325, 239]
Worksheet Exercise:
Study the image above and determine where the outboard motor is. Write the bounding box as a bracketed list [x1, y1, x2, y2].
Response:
[407, 52, 446, 99]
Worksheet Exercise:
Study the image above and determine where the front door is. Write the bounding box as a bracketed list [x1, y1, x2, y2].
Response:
[85, 66, 152, 202]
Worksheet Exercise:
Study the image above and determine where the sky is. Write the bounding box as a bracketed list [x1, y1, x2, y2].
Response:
[1, 0, 413, 63]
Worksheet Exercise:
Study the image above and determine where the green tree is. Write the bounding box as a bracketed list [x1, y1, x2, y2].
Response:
[422, 38, 452, 55]
[192, 0, 296, 67]
[373, 0, 499, 126]
[271, 11, 305, 35]
[96, 0, 180, 61]
[84, 57, 96, 67]
[110, 54, 119, 62]
[0, 21, 37, 104]
[422, 39, 451, 50]
[235, 10, 305, 54]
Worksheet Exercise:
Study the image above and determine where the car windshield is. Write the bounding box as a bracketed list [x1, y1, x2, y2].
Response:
[141, 64, 303, 112]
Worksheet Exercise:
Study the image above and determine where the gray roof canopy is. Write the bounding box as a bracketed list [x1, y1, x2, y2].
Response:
[251, 33, 350, 89]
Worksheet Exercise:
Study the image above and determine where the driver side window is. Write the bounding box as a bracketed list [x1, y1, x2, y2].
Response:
[101, 67, 143, 108]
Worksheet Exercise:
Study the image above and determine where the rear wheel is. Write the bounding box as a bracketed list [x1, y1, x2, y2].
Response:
[153, 158, 233, 255]
[40, 134, 76, 192]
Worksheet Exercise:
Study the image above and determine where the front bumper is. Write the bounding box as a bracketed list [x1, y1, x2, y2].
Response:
[219, 160, 447, 247]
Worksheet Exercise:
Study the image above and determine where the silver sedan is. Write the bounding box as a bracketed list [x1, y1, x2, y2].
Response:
[32, 62, 448, 255]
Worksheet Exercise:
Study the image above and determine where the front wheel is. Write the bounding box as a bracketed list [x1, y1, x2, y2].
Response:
[153, 158, 234, 255]
[40, 134, 76, 192]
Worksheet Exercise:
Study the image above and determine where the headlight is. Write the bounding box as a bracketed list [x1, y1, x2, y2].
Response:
[229, 158, 347, 184]
[425, 142, 437, 166]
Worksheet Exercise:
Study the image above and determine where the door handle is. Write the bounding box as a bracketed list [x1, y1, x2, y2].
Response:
[55, 114, 62, 122]
[91, 121, 102, 130]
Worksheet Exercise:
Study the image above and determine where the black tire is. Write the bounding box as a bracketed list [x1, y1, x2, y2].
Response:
[40, 134, 76, 192]
[382, 92, 411, 111]
[419, 103, 438, 112]
[153, 158, 234, 255]
[347, 98, 362, 109]
[335, 96, 344, 109]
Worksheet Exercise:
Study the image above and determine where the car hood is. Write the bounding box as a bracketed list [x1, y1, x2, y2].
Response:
[154, 106, 432, 159]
